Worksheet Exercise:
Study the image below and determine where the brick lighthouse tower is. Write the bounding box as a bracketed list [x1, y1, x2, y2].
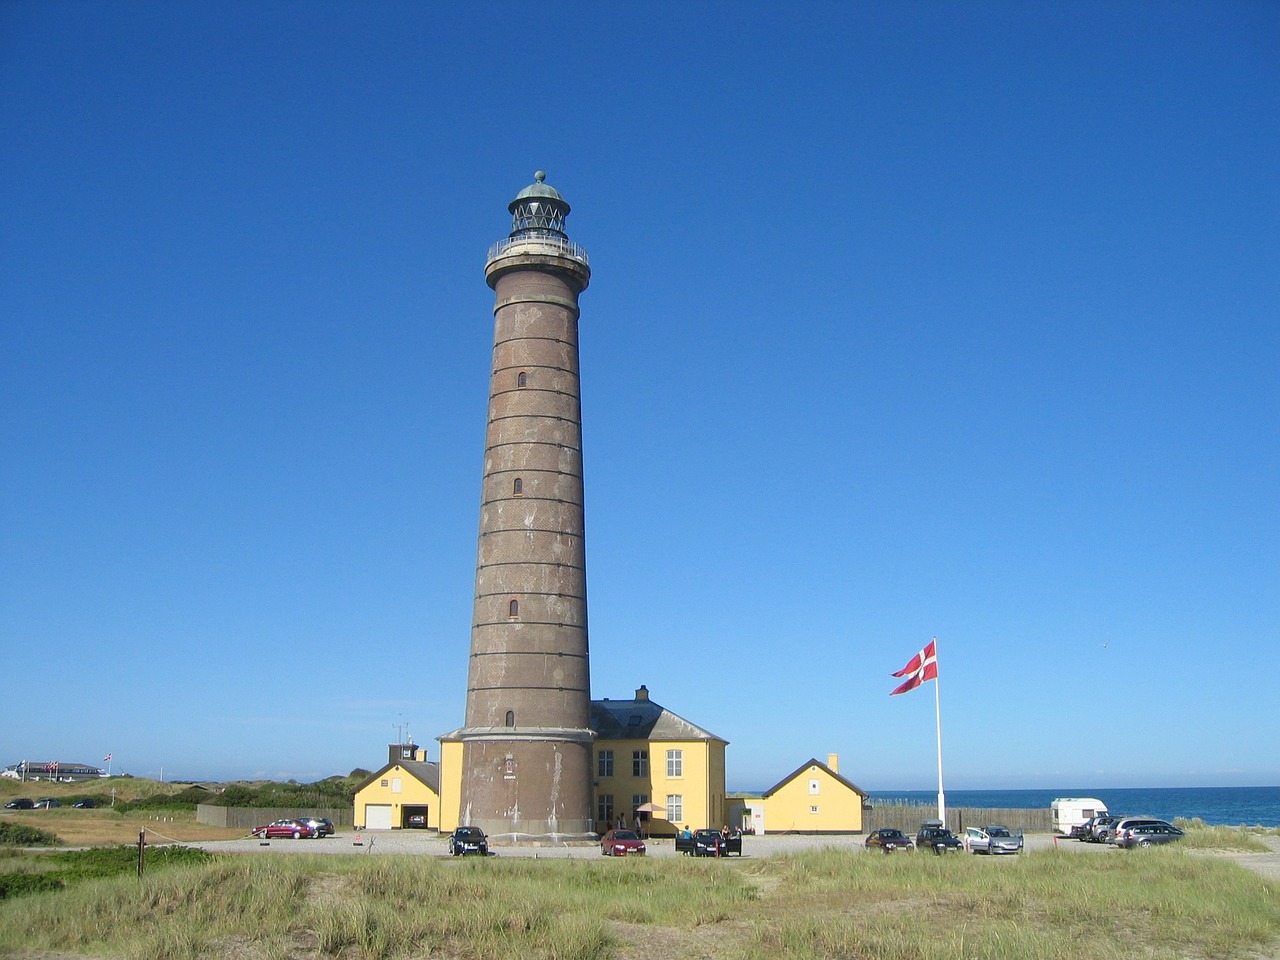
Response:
[457, 172, 594, 840]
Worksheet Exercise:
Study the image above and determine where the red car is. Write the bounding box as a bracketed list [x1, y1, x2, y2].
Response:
[600, 828, 646, 856]
[252, 819, 316, 839]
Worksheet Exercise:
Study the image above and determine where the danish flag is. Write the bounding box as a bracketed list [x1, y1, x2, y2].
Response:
[890, 639, 938, 695]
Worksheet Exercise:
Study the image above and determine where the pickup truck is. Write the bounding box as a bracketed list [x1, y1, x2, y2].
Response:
[675, 828, 742, 857]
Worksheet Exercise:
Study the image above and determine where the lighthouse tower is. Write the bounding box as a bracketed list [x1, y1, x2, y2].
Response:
[457, 172, 594, 840]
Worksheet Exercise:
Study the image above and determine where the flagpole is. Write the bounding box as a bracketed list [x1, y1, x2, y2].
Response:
[933, 638, 946, 826]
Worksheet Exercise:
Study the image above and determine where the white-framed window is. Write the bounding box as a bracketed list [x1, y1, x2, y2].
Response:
[391, 778, 402, 794]
[809, 778, 821, 795]
[666, 794, 683, 823]
[597, 794, 614, 825]
[598, 750, 614, 777]
[632, 750, 648, 777]
[666, 749, 683, 777]
[810, 805, 819, 814]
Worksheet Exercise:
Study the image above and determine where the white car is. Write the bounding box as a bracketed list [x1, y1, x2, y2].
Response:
[964, 825, 1023, 855]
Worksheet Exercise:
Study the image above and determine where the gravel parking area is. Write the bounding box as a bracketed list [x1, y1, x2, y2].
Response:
[195, 830, 1084, 860]
[190, 830, 1280, 878]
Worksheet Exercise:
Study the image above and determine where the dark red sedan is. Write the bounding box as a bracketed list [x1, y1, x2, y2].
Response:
[600, 828, 646, 856]
[252, 819, 317, 839]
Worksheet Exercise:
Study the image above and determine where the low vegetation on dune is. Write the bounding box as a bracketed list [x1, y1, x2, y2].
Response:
[0, 845, 1276, 960]
[1173, 818, 1277, 851]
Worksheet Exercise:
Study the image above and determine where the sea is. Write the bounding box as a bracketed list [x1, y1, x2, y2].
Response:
[867, 786, 1280, 828]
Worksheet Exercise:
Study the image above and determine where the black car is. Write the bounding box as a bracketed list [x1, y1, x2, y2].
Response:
[33, 798, 61, 809]
[449, 826, 489, 856]
[298, 817, 334, 837]
[864, 828, 914, 853]
[72, 798, 97, 809]
[916, 820, 963, 854]
[4, 798, 35, 810]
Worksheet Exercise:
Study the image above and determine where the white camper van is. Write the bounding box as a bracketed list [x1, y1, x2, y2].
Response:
[1051, 797, 1107, 835]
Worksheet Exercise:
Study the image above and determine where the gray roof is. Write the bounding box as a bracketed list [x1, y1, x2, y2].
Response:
[762, 758, 866, 799]
[591, 696, 726, 744]
[355, 758, 441, 794]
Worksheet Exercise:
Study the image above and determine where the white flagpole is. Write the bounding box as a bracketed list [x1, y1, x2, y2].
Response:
[933, 638, 946, 826]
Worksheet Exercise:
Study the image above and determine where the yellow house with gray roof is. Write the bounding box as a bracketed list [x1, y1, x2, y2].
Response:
[353, 743, 442, 830]
[729, 755, 867, 834]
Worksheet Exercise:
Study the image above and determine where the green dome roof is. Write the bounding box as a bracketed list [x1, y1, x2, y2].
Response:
[511, 170, 569, 212]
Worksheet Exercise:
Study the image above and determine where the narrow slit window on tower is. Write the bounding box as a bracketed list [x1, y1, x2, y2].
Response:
[513, 477, 523, 496]
[517, 371, 528, 387]
[505, 710, 515, 727]
[508, 599, 520, 619]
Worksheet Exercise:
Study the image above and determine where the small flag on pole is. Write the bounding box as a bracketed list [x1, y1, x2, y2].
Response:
[103, 754, 112, 762]
[890, 639, 938, 695]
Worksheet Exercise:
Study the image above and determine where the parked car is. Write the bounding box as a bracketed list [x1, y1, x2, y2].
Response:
[864, 828, 914, 853]
[33, 798, 61, 809]
[1085, 815, 1121, 842]
[600, 828, 646, 856]
[449, 826, 489, 856]
[297, 817, 334, 837]
[72, 798, 97, 809]
[1103, 817, 1167, 845]
[406, 814, 429, 829]
[916, 821, 963, 854]
[1116, 822, 1184, 848]
[4, 798, 35, 809]
[676, 828, 742, 857]
[964, 825, 1023, 855]
[1069, 816, 1101, 840]
[252, 819, 317, 840]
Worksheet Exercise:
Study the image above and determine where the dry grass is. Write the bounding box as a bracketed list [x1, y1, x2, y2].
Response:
[1, 810, 243, 846]
[1, 846, 1277, 960]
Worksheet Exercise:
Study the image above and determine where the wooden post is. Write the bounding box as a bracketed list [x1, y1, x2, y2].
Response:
[137, 830, 145, 878]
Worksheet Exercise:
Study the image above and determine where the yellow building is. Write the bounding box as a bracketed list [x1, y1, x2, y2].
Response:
[589, 685, 728, 836]
[729, 754, 867, 834]
[420, 686, 726, 835]
[353, 743, 442, 830]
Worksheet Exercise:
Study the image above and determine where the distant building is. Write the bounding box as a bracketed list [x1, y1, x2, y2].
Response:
[2, 760, 106, 783]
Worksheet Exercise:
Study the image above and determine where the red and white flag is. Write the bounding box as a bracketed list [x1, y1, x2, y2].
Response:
[103, 754, 112, 762]
[890, 639, 938, 695]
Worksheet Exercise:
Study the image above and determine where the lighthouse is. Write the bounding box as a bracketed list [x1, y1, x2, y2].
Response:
[456, 172, 595, 840]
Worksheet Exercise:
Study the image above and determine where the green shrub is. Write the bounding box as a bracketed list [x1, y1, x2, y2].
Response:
[0, 873, 64, 899]
[0, 822, 61, 847]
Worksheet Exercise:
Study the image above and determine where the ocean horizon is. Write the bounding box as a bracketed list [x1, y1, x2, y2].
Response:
[862, 785, 1280, 828]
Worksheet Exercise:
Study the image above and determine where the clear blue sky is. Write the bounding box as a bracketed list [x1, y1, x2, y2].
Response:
[3, 2, 1276, 791]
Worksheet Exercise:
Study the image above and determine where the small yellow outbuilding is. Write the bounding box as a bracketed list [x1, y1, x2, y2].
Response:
[353, 743, 442, 831]
[729, 754, 867, 834]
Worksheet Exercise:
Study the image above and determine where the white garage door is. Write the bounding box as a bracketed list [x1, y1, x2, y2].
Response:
[365, 804, 393, 830]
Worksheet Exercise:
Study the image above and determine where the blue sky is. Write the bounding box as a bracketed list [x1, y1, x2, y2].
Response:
[2, 2, 1276, 791]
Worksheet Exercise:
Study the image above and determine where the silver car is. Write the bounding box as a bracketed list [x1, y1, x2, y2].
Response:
[1116, 822, 1183, 848]
[1104, 817, 1167, 844]
[964, 825, 1023, 855]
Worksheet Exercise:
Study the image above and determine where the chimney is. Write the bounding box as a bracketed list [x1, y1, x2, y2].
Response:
[827, 753, 839, 774]
[635, 685, 650, 701]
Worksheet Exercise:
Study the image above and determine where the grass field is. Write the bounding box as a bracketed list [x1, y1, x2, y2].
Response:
[1, 844, 1277, 960]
